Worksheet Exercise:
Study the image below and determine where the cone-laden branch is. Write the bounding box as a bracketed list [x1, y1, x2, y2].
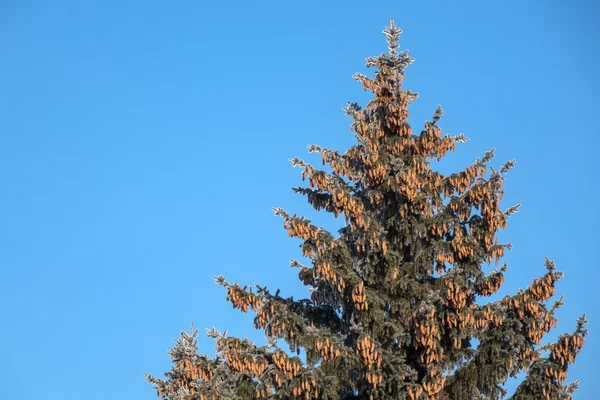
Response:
[509, 314, 587, 400]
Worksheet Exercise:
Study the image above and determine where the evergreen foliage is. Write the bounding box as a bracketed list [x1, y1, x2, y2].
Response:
[145, 20, 587, 400]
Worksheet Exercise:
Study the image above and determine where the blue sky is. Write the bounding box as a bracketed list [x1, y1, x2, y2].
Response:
[1, 1, 598, 399]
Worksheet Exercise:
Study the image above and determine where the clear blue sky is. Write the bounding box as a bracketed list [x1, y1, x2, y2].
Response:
[1, 1, 598, 399]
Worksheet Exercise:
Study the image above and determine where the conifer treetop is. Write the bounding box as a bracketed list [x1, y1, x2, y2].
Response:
[146, 20, 587, 400]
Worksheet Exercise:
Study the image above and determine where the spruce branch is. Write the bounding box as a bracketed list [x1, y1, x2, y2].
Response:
[406, 90, 419, 102]
[307, 144, 322, 153]
[290, 259, 308, 269]
[383, 18, 402, 58]
[538, 339, 556, 354]
[544, 256, 556, 272]
[364, 19, 413, 71]
[342, 102, 362, 118]
[431, 105, 444, 125]
[266, 334, 278, 349]
[500, 159, 516, 174]
[364, 56, 380, 68]
[205, 327, 223, 339]
[186, 323, 199, 339]
[144, 372, 159, 384]
[272, 207, 290, 218]
[213, 275, 228, 286]
[479, 148, 496, 164]
[504, 204, 521, 216]
[289, 156, 307, 168]
[253, 284, 277, 300]
[397, 49, 415, 69]
[576, 314, 588, 335]
[352, 72, 368, 82]
[496, 263, 509, 273]
[550, 296, 565, 314]
[563, 380, 580, 395]
[452, 133, 469, 143]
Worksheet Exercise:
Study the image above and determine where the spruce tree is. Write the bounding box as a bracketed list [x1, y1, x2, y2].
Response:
[145, 20, 587, 400]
